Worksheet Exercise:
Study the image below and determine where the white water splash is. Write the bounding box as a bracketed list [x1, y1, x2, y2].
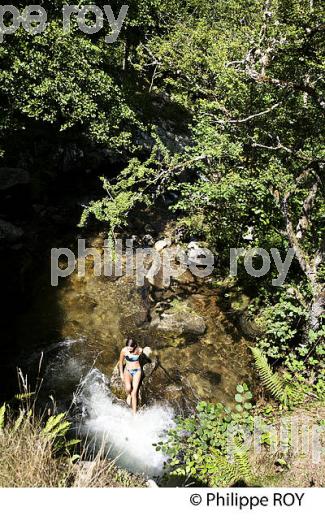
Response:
[75, 369, 175, 478]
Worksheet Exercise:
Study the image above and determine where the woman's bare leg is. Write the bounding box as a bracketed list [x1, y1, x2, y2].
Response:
[123, 369, 132, 406]
[131, 371, 142, 415]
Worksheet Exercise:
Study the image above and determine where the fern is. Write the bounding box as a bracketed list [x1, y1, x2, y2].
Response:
[41, 413, 80, 454]
[13, 410, 26, 433]
[233, 441, 252, 482]
[208, 450, 238, 486]
[41, 413, 70, 439]
[281, 383, 305, 408]
[251, 347, 286, 403]
[209, 444, 252, 486]
[252, 348, 306, 408]
[14, 392, 35, 401]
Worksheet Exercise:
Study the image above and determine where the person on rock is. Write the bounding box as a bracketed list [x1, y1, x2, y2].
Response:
[119, 338, 143, 415]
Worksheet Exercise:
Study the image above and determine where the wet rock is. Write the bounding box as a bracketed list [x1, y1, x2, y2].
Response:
[128, 234, 142, 247]
[146, 479, 159, 488]
[173, 270, 195, 285]
[152, 290, 164, 300]
[142, 234, 154, 247]
[146, 246, 188, 289]
[187, 243, 214, 270]
[238, 314, 264, 339]
[143, 363, 196, 413]
[153, 301, 170, 315]
[0, 219, 24, 243]
[151, 309, 206, 336]
[188, 241, 201, 250]
[142, 359, 158, 379]
[0, 167, 30, 190]
[110, 366, 128, 401]
[144, 224, 155, 234]
[156, 290, 175, 301]
[154, 238, 172, 252]
[145, 254, 170, 289]
[124, 308, 149, 327]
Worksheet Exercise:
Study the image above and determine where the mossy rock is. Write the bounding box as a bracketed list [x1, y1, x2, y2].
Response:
[230, 293, 250, 312]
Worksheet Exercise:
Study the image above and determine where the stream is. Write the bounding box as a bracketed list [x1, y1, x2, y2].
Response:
[11, 232, 252, 479]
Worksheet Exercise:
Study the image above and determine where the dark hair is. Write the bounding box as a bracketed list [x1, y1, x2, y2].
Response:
[125, 338, 137, 350]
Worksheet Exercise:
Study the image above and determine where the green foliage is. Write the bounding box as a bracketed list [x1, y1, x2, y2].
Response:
[235, 383, 253, 412]
[80, 2, 324, 323]
[0, 22, 138, 152]
[254, 291, 306, 357]
[12, 409, 32, 433]
[245, 286, 324, 389]
[158, 389, 255, 486]
[14, 392, 36, 401]
[0, 401, 79, 456]
[251, 347, 304, 408]
[0, 0, 323, 462]
[80, 135, 181, 233]
[251, 346, 286, 402]
[41, 413, 80, 454]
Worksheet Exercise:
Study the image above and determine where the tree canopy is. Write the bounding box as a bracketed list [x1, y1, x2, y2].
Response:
[0, 0, 324, 385]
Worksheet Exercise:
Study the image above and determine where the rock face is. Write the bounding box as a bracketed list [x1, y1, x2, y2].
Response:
[0, 168, 30, 190]
[0, 219, 24, 243]
[151, 308, 206, 336]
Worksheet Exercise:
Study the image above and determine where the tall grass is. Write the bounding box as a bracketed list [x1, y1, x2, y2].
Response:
[0, 368, 146, 488]
[0, 411, 73, 487]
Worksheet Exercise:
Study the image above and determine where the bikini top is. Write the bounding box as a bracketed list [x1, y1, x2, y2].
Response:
[125, 351, 140, 362]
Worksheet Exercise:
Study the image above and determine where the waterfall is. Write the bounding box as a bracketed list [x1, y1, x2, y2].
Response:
[74, 369, 175, 478]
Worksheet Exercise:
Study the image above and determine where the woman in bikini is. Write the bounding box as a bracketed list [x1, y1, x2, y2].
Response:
[119, 338, 143, 415]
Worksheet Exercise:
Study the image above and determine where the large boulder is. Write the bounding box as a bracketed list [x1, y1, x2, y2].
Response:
[0, 168, 30, 190]
[151, 308, 206, 336]
[145, 245, 190, 290]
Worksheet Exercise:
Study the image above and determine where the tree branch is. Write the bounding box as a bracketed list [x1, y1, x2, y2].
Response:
[212, 102, 282, 125]
[250, 135, 312, 161]
[245, 69, 325, 110]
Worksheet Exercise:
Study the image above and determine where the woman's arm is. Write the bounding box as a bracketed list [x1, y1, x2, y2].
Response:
[119, 349, 125, 380]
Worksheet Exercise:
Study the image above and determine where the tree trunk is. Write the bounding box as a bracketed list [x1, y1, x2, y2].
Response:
[279, 195, 324, 339]
[308, 290, 325, 333]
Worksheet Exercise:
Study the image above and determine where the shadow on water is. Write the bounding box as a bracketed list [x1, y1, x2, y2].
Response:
[0, 164, 95, 401]
[0, 236, 69, 400]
